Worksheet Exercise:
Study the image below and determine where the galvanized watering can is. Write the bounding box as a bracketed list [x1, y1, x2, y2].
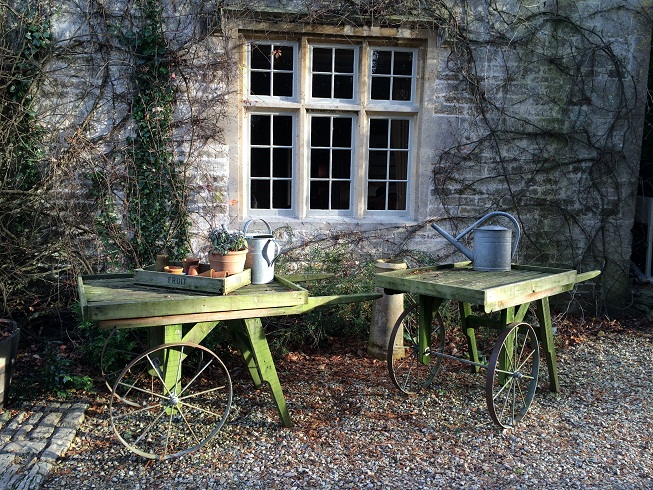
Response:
[243, 219, 282, 284]
[431, 211, 521, 272]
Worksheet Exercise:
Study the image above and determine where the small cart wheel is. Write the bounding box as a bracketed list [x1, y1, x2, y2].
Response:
[109, 342, 232, 460]
[101, 327, 149, 404]
[387, 304, 445, 395]
[486, 322, 539, 429]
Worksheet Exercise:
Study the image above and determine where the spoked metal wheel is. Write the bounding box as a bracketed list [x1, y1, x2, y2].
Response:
[486, 322, 539, 429]
[110, 342, 232, 460]
[101, 327, 148, 404]
[387, 304, 446, 395]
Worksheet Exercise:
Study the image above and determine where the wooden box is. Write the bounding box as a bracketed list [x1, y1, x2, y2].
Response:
[134, 263, 251, 295]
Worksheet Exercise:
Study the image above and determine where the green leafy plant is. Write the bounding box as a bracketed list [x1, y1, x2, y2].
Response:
[38, 343, 94, 398]
[207, 226, 248, 255]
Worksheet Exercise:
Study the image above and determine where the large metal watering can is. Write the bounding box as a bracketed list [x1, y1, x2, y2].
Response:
[431, 212, 521, 271]
[243, 219, 282, 284]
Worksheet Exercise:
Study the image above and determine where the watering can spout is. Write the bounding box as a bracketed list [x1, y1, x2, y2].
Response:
[431, 223, 474, 261]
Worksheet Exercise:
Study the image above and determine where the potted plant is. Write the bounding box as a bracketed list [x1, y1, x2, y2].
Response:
[206, 225, 248, 275]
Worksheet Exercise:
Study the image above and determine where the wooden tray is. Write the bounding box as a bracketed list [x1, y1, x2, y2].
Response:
[134, 263, 251, 295]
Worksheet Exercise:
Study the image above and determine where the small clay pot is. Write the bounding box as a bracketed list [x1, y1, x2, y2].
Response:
[164, 265, 183, 274]
[182, 257, 200, 274]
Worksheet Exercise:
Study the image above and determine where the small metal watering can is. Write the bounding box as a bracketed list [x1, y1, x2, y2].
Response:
[243, 219, 282, 284]
[431, 211, 521, 272]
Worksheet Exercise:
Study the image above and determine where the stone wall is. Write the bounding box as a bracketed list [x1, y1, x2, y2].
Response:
[27, 0, 653, 312]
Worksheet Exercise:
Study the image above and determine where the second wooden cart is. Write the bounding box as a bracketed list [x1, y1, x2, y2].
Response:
[374, 262, 600, 428]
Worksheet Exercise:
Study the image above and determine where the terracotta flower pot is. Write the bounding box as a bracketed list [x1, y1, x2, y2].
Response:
[208, 249, 248, 275]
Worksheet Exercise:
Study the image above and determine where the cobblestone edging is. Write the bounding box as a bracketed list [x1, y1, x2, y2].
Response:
[0, 402, 87, 490]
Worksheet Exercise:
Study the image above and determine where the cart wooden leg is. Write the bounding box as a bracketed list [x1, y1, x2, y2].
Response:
[229, 318, 292, 428]
[148, 324, 184, 392]
[535, 297, 560, 393]
[459, 302, 480, 373]
[228, 321, 264, 388]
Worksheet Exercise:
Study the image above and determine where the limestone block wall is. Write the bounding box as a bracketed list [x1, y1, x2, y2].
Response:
[26, 0, 653, 311]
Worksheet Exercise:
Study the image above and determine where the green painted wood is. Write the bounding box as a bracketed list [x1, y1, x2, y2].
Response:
[242, 318, 292, 428]
[535, 297, 559, 392]
[459, 302, 480, 373]
[78, 275, 308, 322]
[418, 296, 441, 365]
[374, 264, 579, 313]
[181, 321, 219, 345]
[277, 273, 335, 282]
[227, 320, 263, 388]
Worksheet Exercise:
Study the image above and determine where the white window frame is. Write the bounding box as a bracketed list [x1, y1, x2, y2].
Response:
[308, 44, 360, 105]
[242, 37, 421, 220]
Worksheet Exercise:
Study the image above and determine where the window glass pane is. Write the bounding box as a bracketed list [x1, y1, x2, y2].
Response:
[272, 180, 292, 209]
[369, 119, 389, 148]
[273, 72, 293, 97]
[273, 148, 292, 177]
[371, 77, 391, 100]
[272, 46, 294, 71]
[250, 148, 270, 177]
[367, 183, 386, 210]
[312, 74, 332, 98]
[273, 115, 292, 145]
[311, 149, 330, 177]
[335, 49, 354, 73]
[332, 118, 352, 147]
[389, 182, 407, 210]
[392, 77, 412, 101]
[390, 119, 409, 148]
[310, 181, 329, 209]
[371, 50, 392, 74]
[312, 48, 332, 72]
[389, 151, 408, 179]
[333, 75, 353, 99]
[393, 51, 413, 76]
[251, 44, 271, 69]
[311, 117, 331, 147]
[251, 115, 270, 145]
[368, 151, 387, 179]
[332, 150, 351, 178]
[251, 181, 270, 209]
[331, 181, 350, 210]
[251, 72, 270, 96]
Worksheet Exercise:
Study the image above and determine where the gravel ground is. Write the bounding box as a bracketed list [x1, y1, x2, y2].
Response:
[42, 330, 653, 489]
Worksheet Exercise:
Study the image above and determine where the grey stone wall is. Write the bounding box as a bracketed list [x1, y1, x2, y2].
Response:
[31, 0, 653, 311]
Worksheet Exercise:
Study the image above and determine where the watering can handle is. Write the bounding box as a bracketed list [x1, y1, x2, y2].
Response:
[455, 212, 521, 258]
[263, 239, 282, 267]
[243, 218, 272, 235]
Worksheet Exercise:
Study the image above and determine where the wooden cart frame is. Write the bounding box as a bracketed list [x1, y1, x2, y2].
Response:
[374, 262, 599, 428]
[78, 273, 380, 460]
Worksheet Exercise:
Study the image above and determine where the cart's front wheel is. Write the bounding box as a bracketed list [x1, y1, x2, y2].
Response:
[486, 322, 539, 429]
[110, 342, 232, 460]
[387, 304, 445, 395]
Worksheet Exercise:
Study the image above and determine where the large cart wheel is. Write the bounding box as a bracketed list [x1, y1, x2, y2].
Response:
[387, 304, 445, 395]
[101, 327, 148, 403]
[486, 322, 539, 429]
[109, 342, 232, 460]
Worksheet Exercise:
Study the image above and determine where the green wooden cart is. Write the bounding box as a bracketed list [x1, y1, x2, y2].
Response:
[374, 262, 600, 429]
[78, 273, 380, 460]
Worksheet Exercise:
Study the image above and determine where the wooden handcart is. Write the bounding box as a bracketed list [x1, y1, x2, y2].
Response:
[78, 273, 380, 460]
[374, 262, 600, 429]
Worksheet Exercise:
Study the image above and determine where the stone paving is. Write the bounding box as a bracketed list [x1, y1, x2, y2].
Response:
[0, 401, 87, 490]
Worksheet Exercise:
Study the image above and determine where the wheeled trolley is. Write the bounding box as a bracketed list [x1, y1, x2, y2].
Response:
[78, 273, 380, 460]
[375, 262, 599, 428]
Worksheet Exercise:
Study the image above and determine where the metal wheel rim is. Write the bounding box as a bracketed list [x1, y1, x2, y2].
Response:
[486, 322, 539, 429]
[101, 327, 148, 406]
[387, 304, 446, 395]
[109, 342, 232, 460]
